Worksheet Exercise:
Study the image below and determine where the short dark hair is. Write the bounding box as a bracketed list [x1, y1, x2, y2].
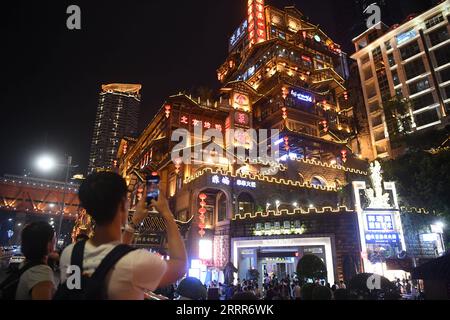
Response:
[78, 172, 128, 226]
[21, 222, 55, 262]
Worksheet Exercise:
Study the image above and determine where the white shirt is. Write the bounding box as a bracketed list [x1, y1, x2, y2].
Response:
[60, 241, 167, 300]
[16, 265, 55, 300]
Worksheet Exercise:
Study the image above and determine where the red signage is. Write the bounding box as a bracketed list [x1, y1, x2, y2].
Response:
[248, 0, 266, 47]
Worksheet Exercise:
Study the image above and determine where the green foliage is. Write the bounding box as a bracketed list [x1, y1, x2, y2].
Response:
[296, 254, 327, 282]
[382, 96, 412, 145]
[382, 149, 450, 216]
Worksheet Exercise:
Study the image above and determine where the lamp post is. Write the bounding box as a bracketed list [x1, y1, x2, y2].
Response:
[36, 154, 76, 247]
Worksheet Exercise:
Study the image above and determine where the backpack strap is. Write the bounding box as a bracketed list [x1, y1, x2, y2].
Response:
[86, 244, 136, 299]
[70, 240, 87, 272]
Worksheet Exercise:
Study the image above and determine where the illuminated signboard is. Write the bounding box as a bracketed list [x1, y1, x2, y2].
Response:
[211, 175, 256, 189]
[396, 29, 417, 45]
[229, 20, 248, 50]
[234, 112, 250, 127]
[248, 0, 266, 47]
[236, 179, 256, 188]
[232, 92, 250, 111]
[212, 175, 231, 186]
[290, 90, 313, 103]
[365, 232, 400, 245]
[366, 214, 394, 231]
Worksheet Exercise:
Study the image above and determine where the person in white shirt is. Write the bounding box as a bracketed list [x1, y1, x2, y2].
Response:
[59, 172, 187, 300]
[16, 222, 56, 300]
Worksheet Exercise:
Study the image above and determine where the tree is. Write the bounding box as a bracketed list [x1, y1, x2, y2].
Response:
[382, 95, 412, 147]
[296, 254, 327, 282]
[382, 149, 450, 216]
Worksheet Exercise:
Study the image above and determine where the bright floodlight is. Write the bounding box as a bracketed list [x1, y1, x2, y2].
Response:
[437, 221, 445, 229]
[36, 155, 56, 172]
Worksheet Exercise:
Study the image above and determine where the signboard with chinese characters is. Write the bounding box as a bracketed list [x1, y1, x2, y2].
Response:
[236, 179, 256, 188]
[229, 20, 248, 51]
[178, 114, 223, 132]
[365, 232, 400, 245]
[366, 214, 394, 231]
[234, 111, 251, 128]
[248, 0, 267, 47]
[232, 93, 250, 112]
[291, 90, 313, 103]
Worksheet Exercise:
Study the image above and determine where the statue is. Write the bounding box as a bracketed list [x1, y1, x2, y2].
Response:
[365, 161, 391, 209]
[223, 262, 238, 286]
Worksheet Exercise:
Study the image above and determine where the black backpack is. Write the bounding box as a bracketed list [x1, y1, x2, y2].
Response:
[53, 240, 136, 300]
[0, 261, 44, 300]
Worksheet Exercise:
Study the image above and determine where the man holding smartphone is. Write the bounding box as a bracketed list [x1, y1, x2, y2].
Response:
[59, 172, 188, 300]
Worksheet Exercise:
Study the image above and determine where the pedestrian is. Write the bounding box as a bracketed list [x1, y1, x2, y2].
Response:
[15, 222, 56, 300]
[56, 172, 187, 300]
[339, 280, 347, 289]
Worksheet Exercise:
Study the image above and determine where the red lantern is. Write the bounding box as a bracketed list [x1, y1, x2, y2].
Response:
[164, 104, 171, 118]
[198, 193, 208, 237]
[341, 150, 348, 163]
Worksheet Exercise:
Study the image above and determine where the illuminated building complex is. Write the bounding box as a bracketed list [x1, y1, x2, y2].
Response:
[88, 83, 142, 173]
[351, 1, 450, 160]
[116, 2, 445, 283]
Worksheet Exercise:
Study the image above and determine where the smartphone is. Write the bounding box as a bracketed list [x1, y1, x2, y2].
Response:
[146, 172, 160, 206]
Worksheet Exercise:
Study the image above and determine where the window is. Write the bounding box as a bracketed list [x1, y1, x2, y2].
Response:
[377, 69, 390, 99]
[408, 78, 430, 95]
[400, 41, 420, 60]
[374, 130, 385, 141]
[439, 67, 450, 83]
[415, 109, 439, 127]
[372, 115, 383, 127]
[444, 85, 450, 99]
[376, 144, 388, 154]
[411, 93, 435, 111]
[434, 44, 450, 67]
[395, 88, 403, 98]
[387, 53, 396, 67]
[361, 54, 370, 65]
[364, 67, 373, 80]
[369, 101, 380, 113]
[366, 84, 377, 99]
[368, 31, 379, 43]
[385, 40, 392, 50]
[372, 47, 383, 69]
[428, 26, 449, 47]
[404, 58, 426, 80]
[425, 14, 444, 29]
[391, 69, 400, 86]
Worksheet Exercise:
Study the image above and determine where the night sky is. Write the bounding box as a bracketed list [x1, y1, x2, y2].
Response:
[0, 0, 435, 178]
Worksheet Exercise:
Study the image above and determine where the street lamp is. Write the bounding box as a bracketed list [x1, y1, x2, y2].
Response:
[35, 154, 76, 247]
[36, 155, 57, 173]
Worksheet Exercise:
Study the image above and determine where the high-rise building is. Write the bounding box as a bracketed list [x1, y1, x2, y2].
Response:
[351, 1, 450, 160]
[88, 83, 142, 173]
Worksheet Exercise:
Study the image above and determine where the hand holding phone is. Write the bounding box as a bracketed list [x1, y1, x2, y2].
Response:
[146, 172, 160, 209]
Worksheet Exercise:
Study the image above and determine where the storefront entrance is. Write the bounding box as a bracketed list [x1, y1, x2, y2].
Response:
[231, 237, 335, 284]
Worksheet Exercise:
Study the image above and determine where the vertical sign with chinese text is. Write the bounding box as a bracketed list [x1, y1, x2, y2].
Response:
[248, 0, 266, 47]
